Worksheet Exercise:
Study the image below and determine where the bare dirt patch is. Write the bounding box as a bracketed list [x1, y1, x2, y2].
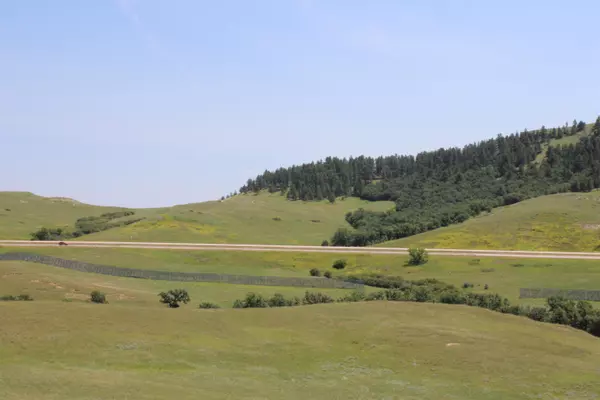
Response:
[581, 224, 600, 230]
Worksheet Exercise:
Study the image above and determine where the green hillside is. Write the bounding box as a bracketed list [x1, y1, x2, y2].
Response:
[381, 191, 600, 251]
[1, 285, 599, 399]
[85, 193, 392, 244]
[244, 119, 600, 247]
[0, 192, 124, 239]
[0, 191, 392, 244]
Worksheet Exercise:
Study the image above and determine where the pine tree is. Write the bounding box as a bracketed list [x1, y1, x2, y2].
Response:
[593, 117, 600, 136]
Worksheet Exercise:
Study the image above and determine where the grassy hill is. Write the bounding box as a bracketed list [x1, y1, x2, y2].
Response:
[85, 193, 393, 244]
[0, 192, 125, 239]
[4, 246, 600, 305]
[0, 192, 393, 244]
[381, 191, 600, 251]
[1, 290, 599, 399]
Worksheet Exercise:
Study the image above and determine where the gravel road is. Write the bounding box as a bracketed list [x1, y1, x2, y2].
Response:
[2, 240, 600, 260]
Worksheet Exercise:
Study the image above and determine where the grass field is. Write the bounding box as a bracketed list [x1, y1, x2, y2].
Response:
[5, 246, 600, 305]
[0, 261, 352, 307]
[381, 191, 600, 251]
[0, 191, 393, 245]
[1, 300, 599, 399]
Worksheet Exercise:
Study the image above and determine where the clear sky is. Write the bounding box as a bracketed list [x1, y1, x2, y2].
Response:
[1, 0, 599, 207]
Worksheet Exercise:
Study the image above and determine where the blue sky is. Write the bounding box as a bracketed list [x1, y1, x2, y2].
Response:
[1, 0, 599, 207]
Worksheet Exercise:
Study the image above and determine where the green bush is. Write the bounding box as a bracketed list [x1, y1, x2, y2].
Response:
[321, 240, 329, 246]
[462, 282, 474, 289]
[309, 268, 321, 277]
[302, 291, 334, 305]
[332, 259, 348, 270]
[408, 248, 429, 265]
[267, 293, 300, 307]
[233, 292, 269, 308]
[526, 307, 548, 322]
[323, 271, 332, 279]
[337, 291, 366, 302]
[90, 291, 107, 304]
[365, 291, 386, 301]
[158, 289, 190, 308]
[345, 274, 406, 289]
[198, 302, 220, 309]
[439, 290, 466, 305]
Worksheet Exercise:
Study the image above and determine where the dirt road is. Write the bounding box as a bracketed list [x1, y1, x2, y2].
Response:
[2, 240, 600, 260]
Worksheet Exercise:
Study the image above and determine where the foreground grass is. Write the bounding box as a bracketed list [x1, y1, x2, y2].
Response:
[5, 247, 600, 304]
[0, 261, 351, 308]
[1, 301, 599, 400]
[382, 191, 600, 251]
[0, 191, 393, 244]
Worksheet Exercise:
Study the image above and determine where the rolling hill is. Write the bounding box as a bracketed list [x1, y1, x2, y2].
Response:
[0, 191, 393, 244]
[0, 192, 126, 239]
[381, 191, 600, 251]
[3, 118, 600, 250]
[245, 118, 600, 247]
[1, 294, 599, 399]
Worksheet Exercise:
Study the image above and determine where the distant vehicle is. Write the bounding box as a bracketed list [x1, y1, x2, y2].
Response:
[58, 241, 68, 246]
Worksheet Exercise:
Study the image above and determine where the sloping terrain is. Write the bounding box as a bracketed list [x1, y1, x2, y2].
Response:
[381, 191, 600, 251]
[0, 192, 125, 239]
[72, 194, 395, 244]
[1, 300, 599, 400]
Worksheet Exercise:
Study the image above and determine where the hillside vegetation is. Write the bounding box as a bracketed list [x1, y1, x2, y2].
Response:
[382, 191, 600, 251]
[0, 191, 392, 244]
[244, 118, 600, 246]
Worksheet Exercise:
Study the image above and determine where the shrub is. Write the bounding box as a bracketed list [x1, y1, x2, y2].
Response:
[321, 240, 329, 246]
[198, 302, 220, 309]
[337, 291, 366, 302]
[302, 291, 334, 305]
[272, 216, 282, 221]
[233, 292, 269, 308]
[365, 291, 386, 301]
[345, 274, 406, 289]
[462, 282, 474, 289]
[412, 286, 434, 302]
[309, 268, 321, 277]
[158, 289, 190, 308]
[267, 293, 300, 307]
[527, 307, 548, 322]
[323, 271, 332, 279]
[407, 248, 429, 265]
[332, 259, 348, 270]
[439, 290, 466, 304]
[90, 291, 107, 304]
